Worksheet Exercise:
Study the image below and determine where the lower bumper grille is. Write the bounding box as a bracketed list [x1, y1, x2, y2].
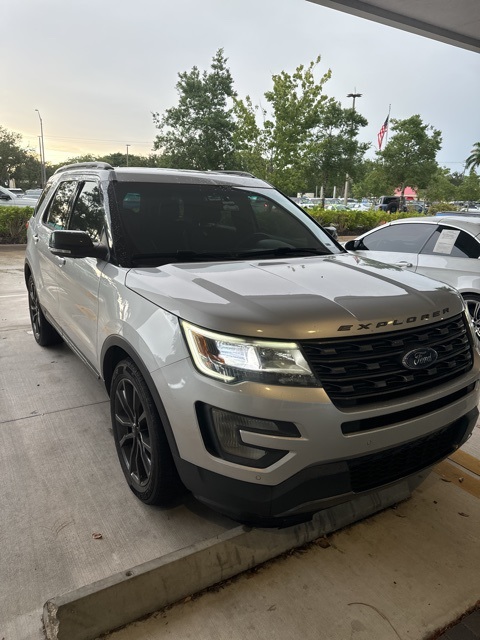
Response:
[348, 409, 477, 493]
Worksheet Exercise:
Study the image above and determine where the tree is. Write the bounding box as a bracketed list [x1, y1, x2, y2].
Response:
[380, 115, 441, 202]
[232, 96, 269, 178]
[305, 100, 368, 198]
[351, 159, 393, 200]
[465, 142, 480, 173]
[50, 152, 163, 174]
[233, 56, 368, 195]
[424, 167, 457, 203]
[15, 152, 43, 189]
[152, 49, 237, 170]
[0, 126, 34, 187]
[457, 170, 480, 204]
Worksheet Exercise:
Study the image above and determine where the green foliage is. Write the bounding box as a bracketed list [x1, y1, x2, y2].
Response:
[152, 48, 237, 170]
[0, 126, 40, 188]
[0, 207, 33, 244]
[424, 167, 457, 203]
[50, 152, 163, 174]
[456, 170, 480, 202]
[426, 202, 459, 215]
[351, 159, 394, 199]
[379, 115, 442, 195]
[232, 96, 269, 178]
[465, 142, 480, 173]
[233, 56, 369, 195]
[308, 208, 422, 234]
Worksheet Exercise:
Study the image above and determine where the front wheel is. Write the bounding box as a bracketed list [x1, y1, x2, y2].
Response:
[110, 358, 181, 505]
[27, 275, 62, 346]
[463, 294, 480, 339]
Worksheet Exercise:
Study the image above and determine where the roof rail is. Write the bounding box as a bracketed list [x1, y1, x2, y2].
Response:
[54, 162, 115, 175]
[211, 170, 257, 178]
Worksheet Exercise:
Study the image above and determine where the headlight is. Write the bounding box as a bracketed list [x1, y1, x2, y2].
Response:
[181, 321, 318, 386]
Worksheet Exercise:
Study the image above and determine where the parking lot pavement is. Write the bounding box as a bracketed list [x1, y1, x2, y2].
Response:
[2, 245, 480, 640]
[104, 464, 480, 640]
[0, 246, 236, 640]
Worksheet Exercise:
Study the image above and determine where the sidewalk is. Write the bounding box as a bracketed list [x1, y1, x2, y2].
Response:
[96, 431, 480, 640]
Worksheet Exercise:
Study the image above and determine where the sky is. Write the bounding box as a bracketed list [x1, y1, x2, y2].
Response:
[3, 0, 480, 173]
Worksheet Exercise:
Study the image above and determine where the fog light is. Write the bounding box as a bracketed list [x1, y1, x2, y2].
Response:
[212, 408, 279, 460]
[198, 405, 299, 468]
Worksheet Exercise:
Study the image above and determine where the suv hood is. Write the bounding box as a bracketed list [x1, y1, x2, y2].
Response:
[125, 254, 463, 339]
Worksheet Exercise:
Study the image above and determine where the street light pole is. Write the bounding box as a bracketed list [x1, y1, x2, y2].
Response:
[347, 90, 362, 113]
[35, 109, 46, 187]
[126, 144, 130, 167]
[344, 90, 362, 205]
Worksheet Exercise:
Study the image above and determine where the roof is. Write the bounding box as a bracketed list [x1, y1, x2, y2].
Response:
[391, 215, 480, 236]
[306, 0, 480, 54]
[53, 164, 272, 189]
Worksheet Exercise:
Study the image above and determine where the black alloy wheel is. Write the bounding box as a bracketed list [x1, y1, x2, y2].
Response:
[464, 294, 480, 339]
[110, 358, 180, 505]
[27, 275, 62, 346]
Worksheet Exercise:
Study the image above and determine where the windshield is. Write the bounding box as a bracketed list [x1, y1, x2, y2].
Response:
[112, 183, 343, 266]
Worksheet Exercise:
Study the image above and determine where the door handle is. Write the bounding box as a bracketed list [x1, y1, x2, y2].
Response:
[394, 261, 413, 268]
[56, 257, 66, 267]
[33, 234, 39, 243]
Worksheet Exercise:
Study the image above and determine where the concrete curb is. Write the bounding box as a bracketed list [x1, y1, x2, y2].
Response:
[43, 474, 422, 640]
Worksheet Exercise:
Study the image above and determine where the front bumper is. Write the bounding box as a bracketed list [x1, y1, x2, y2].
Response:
[175, 407, 478, 527]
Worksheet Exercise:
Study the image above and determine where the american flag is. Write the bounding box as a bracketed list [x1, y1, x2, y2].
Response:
[377, 116, 389, 149]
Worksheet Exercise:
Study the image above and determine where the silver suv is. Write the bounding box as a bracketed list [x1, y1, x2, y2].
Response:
[25, 163, 480, 526]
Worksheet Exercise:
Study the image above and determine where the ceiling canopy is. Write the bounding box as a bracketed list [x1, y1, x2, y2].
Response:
[307, 0, 480, 53]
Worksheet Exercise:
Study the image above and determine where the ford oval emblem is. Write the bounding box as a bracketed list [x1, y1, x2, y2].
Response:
[402, 347, 438, 370]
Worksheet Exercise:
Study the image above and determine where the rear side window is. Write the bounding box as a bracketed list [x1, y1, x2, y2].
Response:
[69, 181, 106, 242]
[44, 181, 77, 230]
[422, 227, 480, 258]
[359, 223, 435, 253]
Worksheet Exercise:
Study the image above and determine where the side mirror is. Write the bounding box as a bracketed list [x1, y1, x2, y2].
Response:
[344, 239, 360, 250]
[49, 230, 108, 260]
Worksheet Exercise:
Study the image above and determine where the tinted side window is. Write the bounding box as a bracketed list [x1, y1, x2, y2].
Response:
[44, 181, 77, 230]
[69, 181, 106, 242]
[359, 223, 435, 252]
[421, 227, 480, 258]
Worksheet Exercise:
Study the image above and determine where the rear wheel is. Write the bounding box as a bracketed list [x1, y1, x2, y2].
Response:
[110, 358, 181, 505]
[463, 294, 480, 338]
[27, 275, 62, 346]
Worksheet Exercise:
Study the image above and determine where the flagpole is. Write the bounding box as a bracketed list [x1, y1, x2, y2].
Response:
[384, 104, 392, 147]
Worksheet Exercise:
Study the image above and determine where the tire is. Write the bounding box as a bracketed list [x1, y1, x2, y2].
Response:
[27, 275, 63, 346]
[463, 294, 480, 339]
[110, 358, 181, 505]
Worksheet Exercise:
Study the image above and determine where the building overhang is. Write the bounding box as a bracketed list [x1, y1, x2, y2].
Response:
[307, 0, 480, 54]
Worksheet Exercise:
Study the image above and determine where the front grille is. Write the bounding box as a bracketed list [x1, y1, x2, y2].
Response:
[300, 314, 473, 408]
[348, 412, 472, 493]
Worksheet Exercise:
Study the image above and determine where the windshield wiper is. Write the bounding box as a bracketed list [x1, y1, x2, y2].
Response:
[234, 247, 329, 259]
[130, 250, 235, 265]
[130, 247, 330, 266]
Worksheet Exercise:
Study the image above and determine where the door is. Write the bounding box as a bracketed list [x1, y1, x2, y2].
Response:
[34, 180, 78, 320]
[416, 225, 480, 292]
[55, 180, 109, 370]
[348, 222, 435, 273]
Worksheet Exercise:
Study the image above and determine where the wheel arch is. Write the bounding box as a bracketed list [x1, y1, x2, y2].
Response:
[24, 260, 32, 286]
[101, 336, 181, 459]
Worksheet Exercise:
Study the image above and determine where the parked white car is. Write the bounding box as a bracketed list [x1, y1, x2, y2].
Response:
[0, 185, 37, 207]
[345, 215, 480, 335]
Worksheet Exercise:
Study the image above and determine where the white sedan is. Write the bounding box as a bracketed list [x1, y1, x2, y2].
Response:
[345, 216, 480, 336]
[0, 185, 37, 207]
